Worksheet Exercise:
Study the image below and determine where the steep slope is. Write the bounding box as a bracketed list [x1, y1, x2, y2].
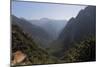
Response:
[11, 15, 52, 47]
[62, 36, 96, 62]
[12, 25, 59, 66]
[59, 6, 96, 49]
[49, 6, 96, 57]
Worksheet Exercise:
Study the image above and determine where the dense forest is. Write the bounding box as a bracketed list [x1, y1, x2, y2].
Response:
[11, 6, 96, 66]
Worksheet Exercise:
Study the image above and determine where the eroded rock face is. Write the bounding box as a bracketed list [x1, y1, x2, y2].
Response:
[12, 51, 27, 65]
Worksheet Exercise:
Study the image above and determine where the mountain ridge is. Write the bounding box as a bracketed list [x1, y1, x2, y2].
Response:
[48, 6, 96, 58]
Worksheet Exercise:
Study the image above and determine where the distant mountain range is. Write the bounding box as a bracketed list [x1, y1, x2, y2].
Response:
[11, 6, 96, 66]
[30, 18, 67, 39]
[12, 15, 67, 47]
[12, 15, 52, 47]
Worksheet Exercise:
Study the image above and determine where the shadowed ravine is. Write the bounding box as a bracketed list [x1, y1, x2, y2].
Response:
[11, 6, 96, 66]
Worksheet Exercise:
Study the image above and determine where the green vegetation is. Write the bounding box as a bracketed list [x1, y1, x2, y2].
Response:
[62, 36, 96, 63]
[12, 25, 59, 66]
[11, 6, 96, 66]
[12, 25, 96, 66]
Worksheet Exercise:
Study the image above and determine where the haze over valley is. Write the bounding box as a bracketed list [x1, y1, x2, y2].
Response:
[11, 1, 96, 66]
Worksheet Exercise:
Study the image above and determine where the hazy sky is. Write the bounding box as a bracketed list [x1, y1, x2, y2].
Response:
[12, 1, 87, 20]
